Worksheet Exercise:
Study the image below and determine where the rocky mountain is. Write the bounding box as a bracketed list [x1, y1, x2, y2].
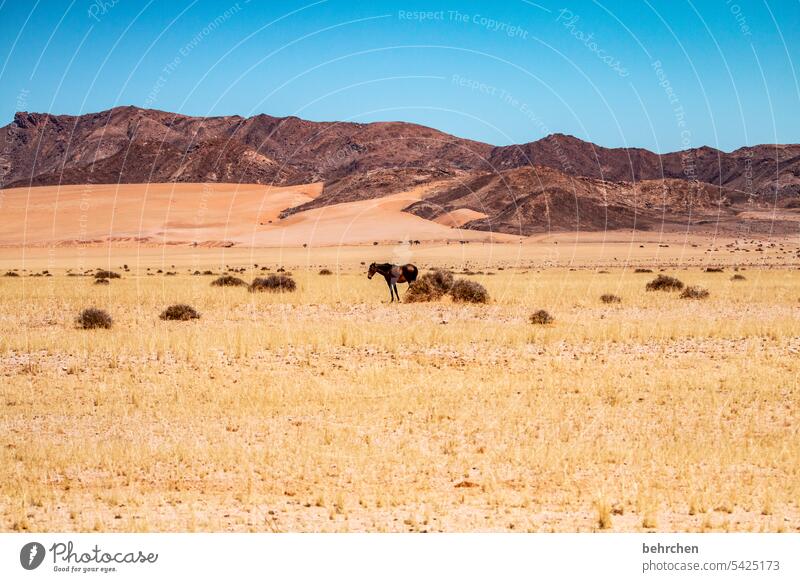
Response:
[1, 106, 798, 234]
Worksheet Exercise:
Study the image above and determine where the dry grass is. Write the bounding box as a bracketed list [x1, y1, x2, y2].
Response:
[249, 275, 297, 293]
[529, 309, 555, 324]
[160, 304, 201, 321]
[211, 275, 247, 287]
[680, 286, 710, 300]
[646, 274, 684, 292]
[600, 294, 622, 304]
[74, 307, 113, 329]
[1, 265, 799, 532]
[449, 279, 489, 304]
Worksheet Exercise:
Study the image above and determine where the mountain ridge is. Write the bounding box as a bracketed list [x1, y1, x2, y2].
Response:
[2, 106, 799, 235]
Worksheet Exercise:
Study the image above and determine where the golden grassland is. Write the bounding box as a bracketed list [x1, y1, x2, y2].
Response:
[1, 248, 799, 532]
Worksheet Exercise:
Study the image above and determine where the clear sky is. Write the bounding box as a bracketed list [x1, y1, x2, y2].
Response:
[0, 0, 797, 152]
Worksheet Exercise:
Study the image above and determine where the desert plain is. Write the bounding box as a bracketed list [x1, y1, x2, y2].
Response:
[0, 182, 799, 532]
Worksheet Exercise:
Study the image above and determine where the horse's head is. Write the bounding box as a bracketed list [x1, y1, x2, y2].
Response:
[367, 262, 377, 279]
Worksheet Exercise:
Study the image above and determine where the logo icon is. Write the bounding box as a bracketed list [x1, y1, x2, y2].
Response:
[20, 542, 46, 570]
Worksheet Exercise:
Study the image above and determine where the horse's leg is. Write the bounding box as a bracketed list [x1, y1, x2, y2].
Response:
[390, 277, 399, 302]
[393, 283, 400, 302]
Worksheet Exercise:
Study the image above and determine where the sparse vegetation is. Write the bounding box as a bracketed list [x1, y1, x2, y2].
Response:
[160, 303, 201, 320]
[211, 275, 247, 287]
[600, 294, 621, 304]
[731, 274, 746, 281]
[319, 268, 333, 276]
[449, 279, 489, 303]
[94, 278, 110, 285]
[404, 277, 442, 303]
[680, 285, 710, 299]
[3, 271, 19, 277]
[529, 309, 554, 325]
[634, 268, 653, 273]
[646, 274, 684, 291]
[249, 274, 297, 293]
[705, 267, 724, 273]
[75, 307, 113, 329]
[3, 261, 800, 533]
[94, 270, 121, 279]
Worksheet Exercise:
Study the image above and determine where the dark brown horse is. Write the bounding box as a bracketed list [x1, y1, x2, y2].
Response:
[368, 262, 418, 302]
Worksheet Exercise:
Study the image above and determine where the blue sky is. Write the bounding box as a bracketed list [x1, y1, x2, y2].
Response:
[0, 0, 797, 152]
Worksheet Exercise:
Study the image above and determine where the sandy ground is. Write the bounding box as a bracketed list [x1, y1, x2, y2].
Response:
[0, 182, 516, 248]
[1, 268, 799, 532]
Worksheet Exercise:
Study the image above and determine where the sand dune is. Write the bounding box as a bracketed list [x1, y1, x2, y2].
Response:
[432, 208, 488, 228]
[0, 182, 320, 247]
[0, 182, 518, 247]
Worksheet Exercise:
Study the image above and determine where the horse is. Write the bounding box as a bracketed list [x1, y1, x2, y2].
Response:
[367, 262, 418, 302]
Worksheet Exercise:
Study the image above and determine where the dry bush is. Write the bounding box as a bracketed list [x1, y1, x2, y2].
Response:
[600, 294, 622, 304]
[705, 267, 724, 273]
[319, 268, 333, 276]
[76, 308, 113, 329]
[634, 268, 653, 273]
[529, 309, 554, 325]
[94, 278, 110, 285]
[449, 279, 489, 304]
[426, 269, 454, 293]
[646, 274, 684, 291]
[94, 270, 121, 279]
[160, 304, 200, 321]
[249, 274, 297, 293]
[731, 274, 746, 281]
[3, 271, 19, 277]
[211, 275, 247, 287]
[680, 286, 710, 300]
[404, 278, 442, 303]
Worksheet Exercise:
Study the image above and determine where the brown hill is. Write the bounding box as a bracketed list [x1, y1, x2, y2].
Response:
[1, 106, 799, 236]
[405, 165, 746, 235]
[0, 106, 492, 188]
[488, 134, 800, 200]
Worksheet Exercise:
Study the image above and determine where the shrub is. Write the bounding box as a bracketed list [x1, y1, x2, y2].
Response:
[249, 274, 297, 293]
[646, 274, 684, 291]
[211, 275, 247, 287]
[449, 279, 489, 304]
[76, 308, 113, 329]
[529, 309, 554, 325]
[94, 270, 121, 279]
[423, 269, 454, 294]
[94, 278, 110, 285]
[600, 294, 621, 304]
[404, 278, 441, 303]
[705, 267, 724, 273]
[634, 268, 653, 273]
[3, 271, 19, 277]
[160, 304, 200, 321]
[731, 274, 746, 281]
[680, 286, 710, 299]
[319, 268, 333, 275]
